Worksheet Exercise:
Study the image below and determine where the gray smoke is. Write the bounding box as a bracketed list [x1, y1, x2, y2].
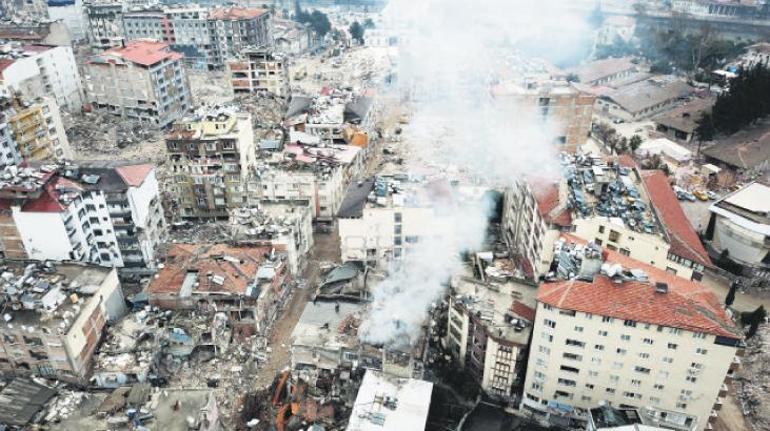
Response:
[359, 0, 591, 346]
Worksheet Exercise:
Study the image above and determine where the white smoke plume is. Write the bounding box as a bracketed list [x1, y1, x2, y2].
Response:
[359, 0, 592, 346]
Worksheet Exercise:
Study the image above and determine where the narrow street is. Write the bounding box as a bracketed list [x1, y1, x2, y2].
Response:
[252, 227, 342, 388]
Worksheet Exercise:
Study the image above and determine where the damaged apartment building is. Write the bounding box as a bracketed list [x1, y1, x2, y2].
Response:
[165, 106, 255, 220]
[121, 6, 273, 69]
[521, 235, 743, 431]
[146, 244, 292, 338]
[0, 162, 166, 271]
[227, 47, 289, 97]
[0, 94, 71, 166]
[0, 261, 126, 383]
[503, 155, 711, 282]
[84, 39, 191, 128]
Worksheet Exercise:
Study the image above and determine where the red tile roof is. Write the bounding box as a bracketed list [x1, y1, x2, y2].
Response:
[147, 244, 276, 296]
[0, 59, 15, 79]
[540, 234, 739, 338]
[20, 184, 64, 213]
[511, 300, 536, 322]
[209, 7, 267, 20]
[530, 180, 572, 227]
[640, 170, 711, 268]
[21, 44, 53, 54]
[116, 164, 153, 187]
[101, 40, 183, 66]
[617, 154, 637, 168]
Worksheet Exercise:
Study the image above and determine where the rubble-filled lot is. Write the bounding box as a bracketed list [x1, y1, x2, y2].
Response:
[290, 45, 394, 95]
[736, 324, 770, 431]
[63, 111, 166, 164]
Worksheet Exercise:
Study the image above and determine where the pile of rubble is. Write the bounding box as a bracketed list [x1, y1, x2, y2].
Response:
[236, 92, 287, 129]
[63, 111, 164, 162]
[736, 324, 770, 430]
[188, 70, 233, 106]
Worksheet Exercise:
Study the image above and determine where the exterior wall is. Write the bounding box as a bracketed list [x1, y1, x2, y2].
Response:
[7, 98, 72, 162]
[229, 50, 288, 96]
[85, 54, 190, 127]
[0, 208, 26, 258]
[85, 3, 125, 51]
[710, 212, 770, 273]
[502, 182, 549, 278]
[339, 206, 443, 263]
[572, 217, 695, 280]
[0, 102, 21, 166]
[209, 12, 273, 66]
[12, 209, 73, 261]
[167, 113, 255, 219]
[522, 302, 738, 431]
[596, 96, 684, 123]
[126, 171, 166, 267]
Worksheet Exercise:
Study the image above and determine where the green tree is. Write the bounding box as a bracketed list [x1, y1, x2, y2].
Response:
[565, 73, 580, 83]
[616, 136, 629, 154]
[294, 0, 309, 22]
[594, 122, 618, 153]
[747, 305, 767, 338]
[309, 10, 331, 36]
[629, 134, 643, 154]
[349, 21, 365, 44]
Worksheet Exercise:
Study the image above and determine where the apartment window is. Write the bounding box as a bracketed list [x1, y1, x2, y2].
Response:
[616, 348, 627, 355]
[676, 402, 687, 409]
[589, 371, 599, 377]
[594, 344, 605, 351]
[612, 361, 624, 369]
[669, 328, 682, 335]
[623, 391, 641, 400]
[560, 365, 580, 374]
[539, 346, 551, 354]
[598, 225, 605, 234]
[634, 366, 651, 375]
[559, 310, 576, 317]
[591, 357, 602, 365]
[541, 332, 553, 343]
[558, 378, 577, 387]
[565, 339, 585, 348]
[554, 390, 573, 400]
[581, 395, 592, 402]
[531, 382, 542, 391]
[585, 383, 595, 389]
[574, 326, 584, 332]
[638, 353, 650, 359]
[534, 371, 546, 379]
[624, 320, 637, 327]
[693, 332, 706, 339]
[668, 343, 678, 350]
[643, 338, 653, 345]
[650, 397, 661, 405]
[562, 353, 582, 361]
[606, 388, 616, 394]
[691, 362, 703, 369]
[543, 304, 554, 311]
[621, 334, 631, 341]
[536, 358, 547, 367]
[584, 312, 593, 320]
[696, 348, 708, 355]
[543, 319, 556, 328]
[686, 376, 698, 383]
[662, 357, 674, 364]
[609, 230, 620, 242]
[602, 316, 613, 323]
[631, 379, 641, 387]
[598, 330, 608, 337]
[653, 384, 665, 390]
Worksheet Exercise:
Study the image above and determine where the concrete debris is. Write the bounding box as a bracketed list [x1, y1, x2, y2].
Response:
[62, 111, 164, 162]
[736, 324, 770, 430]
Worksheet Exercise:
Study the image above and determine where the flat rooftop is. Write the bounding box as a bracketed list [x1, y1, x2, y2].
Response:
[346, 370, 433, 431]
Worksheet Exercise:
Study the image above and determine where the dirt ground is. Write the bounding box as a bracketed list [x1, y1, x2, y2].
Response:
[251, 226, 342, 388]
[714, 385, 753, 431]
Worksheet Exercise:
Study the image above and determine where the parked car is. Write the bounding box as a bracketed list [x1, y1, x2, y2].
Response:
[707, 191, 718, 200]
[693, 190, 709, 201]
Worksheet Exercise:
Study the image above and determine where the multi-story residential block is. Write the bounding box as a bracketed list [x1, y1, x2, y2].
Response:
[122, 6, 272, 69]
[84, 40, 191, 128]
[253, 143, 363, 222]
[492, 79, 595, 152]
[0, 162, 166, 269]
[0, 262, 126, 383]
[705, 181, 770, 281]
[84, 1, 126, 51]
[503, 157, 711, 282]
[595, 76, 694, 123]
[0, 21, 72, 47]
[165, 107, 255, 219]
[0, 43, 84, 111]
[337, 176, 451, 264]
[0, 95, 20, 167]
[228, 47, 288, 96]
[5, 96, 72, 163]
[208, 7, 272, 66]
[0, 0, 48, 22]
[521, 234, 743, 431]
[445, 274, 538, 403]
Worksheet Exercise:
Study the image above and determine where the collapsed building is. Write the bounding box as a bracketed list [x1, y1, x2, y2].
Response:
[520, 234, 743, 431]
[346, 369, 433, 431]
[146, 243, 292, 338]
[0, 162, 166, 272]
[0, 262, 126, 383]
[503, 154, 711, 282]
[228, 47, 289, 97]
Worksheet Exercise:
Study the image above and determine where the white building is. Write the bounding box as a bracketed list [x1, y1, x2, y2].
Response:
[84, 40, 191, 128]
[521, 235, 743, 431]
[83, 1, 125, 51]
[0, 162, 166, 270]
[346, 370, 433, 431]
[706, 182, 770, 281]
[228, 48, 288, 97]
[0, 43, 84, 111]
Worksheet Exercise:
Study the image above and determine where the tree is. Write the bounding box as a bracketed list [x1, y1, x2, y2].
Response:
[629, 134, 643, 154]
[294, 0, 309, 23]
[725, 281, 738, 308]
[594, 122, 617, 152]
[309, 10, 331, 36]
[363, 18, 375, 29]
[349, 21, 365, 44]
[615, 136, 629, 154]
